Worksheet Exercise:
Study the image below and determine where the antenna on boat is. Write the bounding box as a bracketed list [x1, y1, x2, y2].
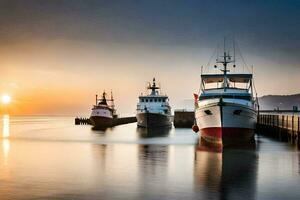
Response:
[233, 37, 236, 68]
[158, 81, 162, 94]
[223, 37, 226, 54]
[110, 90, 114, 101]
[110, 90, 115, 110]
[148, 77, 160, 95]
[95, 94, 98, 105]
[216, 37, 233, 89]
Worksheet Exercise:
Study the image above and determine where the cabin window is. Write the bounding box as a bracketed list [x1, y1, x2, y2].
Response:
[146, 99, 148, 102]
[199, 95, 251, 101]
[154, 99, 157, 102]
[141, 99, 144, 102]
[150, 99, 153, 102]
[158, 99, 161, 102]
[162, 99, 166, 102]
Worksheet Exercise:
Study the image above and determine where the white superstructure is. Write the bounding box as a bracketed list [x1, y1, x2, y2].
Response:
[136, 78, 172, 127]
[195, 43, 258, 146]
[89, 91, 117, 128]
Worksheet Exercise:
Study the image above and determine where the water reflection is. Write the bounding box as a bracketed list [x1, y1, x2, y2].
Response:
[194, 138, 258, 200]
[0, 116, 298, 200]
[2, 115, 10, 165]
[138, 144, 169, 199]
[194, 140, 222, 199]
[2, 114, 10, 138]
[136, 127, 171, 138]
[91, 126, 108, 131]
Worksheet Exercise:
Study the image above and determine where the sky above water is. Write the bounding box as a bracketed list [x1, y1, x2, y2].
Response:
[0, 0, 299, 115]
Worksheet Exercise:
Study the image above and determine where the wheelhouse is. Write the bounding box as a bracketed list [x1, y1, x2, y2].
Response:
[201, 74, 253, 90]
[200, 73, 254, 101]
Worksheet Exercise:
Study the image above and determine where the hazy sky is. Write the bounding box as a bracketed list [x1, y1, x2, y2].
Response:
[0, 0, 299, 115]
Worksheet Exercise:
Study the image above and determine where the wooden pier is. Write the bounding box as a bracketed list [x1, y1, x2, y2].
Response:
[75, 117, 137, 127]
[75, 117, 91, 125]
[112, 117, 137, 126]
[172, 110, 300, 146]
[257, 113, 300, 145]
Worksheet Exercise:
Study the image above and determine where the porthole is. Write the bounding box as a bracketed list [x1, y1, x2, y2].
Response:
[204, 110, 212, 115]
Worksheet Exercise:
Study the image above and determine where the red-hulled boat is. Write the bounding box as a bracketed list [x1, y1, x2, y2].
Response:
[195, 44, 258, 147]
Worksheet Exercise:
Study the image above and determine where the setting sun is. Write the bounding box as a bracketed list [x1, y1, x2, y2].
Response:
[1, 94, 11, 104]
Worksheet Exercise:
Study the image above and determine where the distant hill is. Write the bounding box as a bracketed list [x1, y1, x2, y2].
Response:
[259, 94, 300, 110]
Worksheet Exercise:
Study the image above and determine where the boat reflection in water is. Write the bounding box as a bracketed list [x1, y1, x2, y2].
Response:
[91, 126, 109, 132]
[194, 137, 258, 200]
[137, 143, 170, 200]
[136, 127, 171, 138]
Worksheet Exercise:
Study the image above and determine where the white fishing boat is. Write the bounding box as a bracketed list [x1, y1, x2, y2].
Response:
[195, 42, 258, 146]
[90, 91, 117, 128]
[136, 78, 172, 128]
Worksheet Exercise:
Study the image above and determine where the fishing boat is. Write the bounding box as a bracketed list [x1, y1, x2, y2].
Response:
[195, 42, 258, 146]
[90, 91, 117, 128]
[136, 78, 172, 128]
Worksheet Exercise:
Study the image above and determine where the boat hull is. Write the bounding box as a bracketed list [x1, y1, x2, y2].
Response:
[90, 116, 113, 128]
[195, 100, 257, 146]
[200, 127, 255, 146]
[136, 112, 172, 128]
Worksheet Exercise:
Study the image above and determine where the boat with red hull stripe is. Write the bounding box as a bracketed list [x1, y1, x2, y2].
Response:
[200, 127, 255, 146]
[195, 39, 258, 147]
[89, 91, 118, 129]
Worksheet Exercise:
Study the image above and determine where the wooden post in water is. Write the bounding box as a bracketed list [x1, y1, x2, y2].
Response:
[75, 117, 80, 125]
[277, 115, 280, 137]
[286, 115, 289, 141]
[292, 115, 294, 142]
[276, 114, 280, 139]
[281, 115, 285, 141]
[298, 116, 300, 146]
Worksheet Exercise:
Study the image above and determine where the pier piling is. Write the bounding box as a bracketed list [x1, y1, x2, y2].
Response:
[257, 113, 300, 146]
[75, 117, 91, 125]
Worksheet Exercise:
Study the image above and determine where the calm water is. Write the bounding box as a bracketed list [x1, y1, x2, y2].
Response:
[0, 115, 299, 200]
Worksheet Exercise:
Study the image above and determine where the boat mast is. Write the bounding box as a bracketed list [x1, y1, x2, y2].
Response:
[216, 38, 233, 90]
[100, 91, 107, 105]
[110, 90, 115, 110]
[148, 78, 160, 95]
[102, 91, 106, 100]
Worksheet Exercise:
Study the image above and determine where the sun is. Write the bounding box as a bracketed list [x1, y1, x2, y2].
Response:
[1, 94, 11, 104]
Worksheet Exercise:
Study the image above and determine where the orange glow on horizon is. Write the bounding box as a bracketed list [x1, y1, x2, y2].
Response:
[0, 40, 299, 115]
